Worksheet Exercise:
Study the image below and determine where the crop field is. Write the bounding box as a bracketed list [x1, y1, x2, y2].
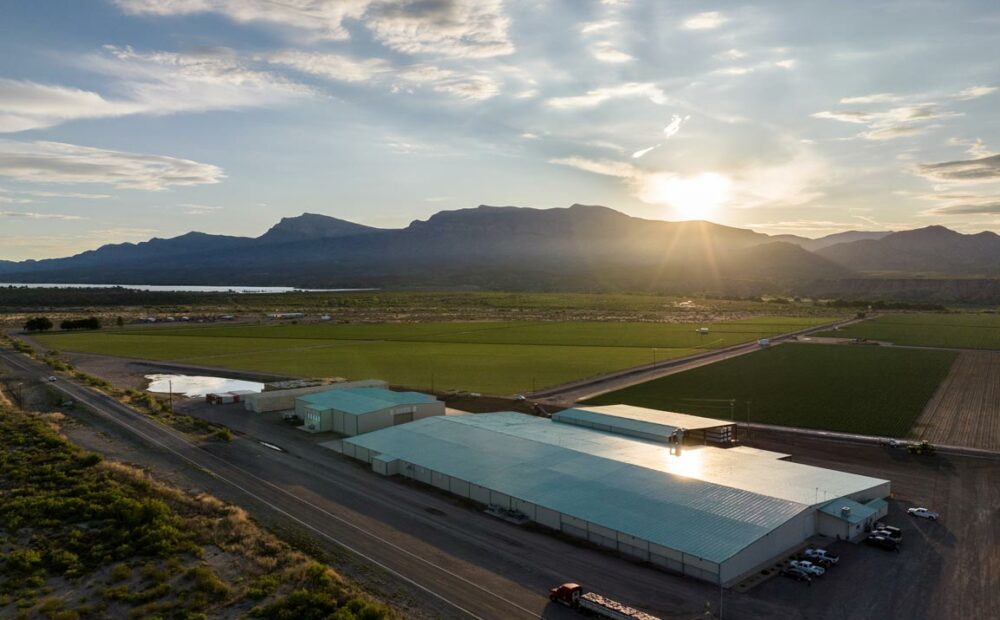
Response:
[819, 313, 1000, 349]
[33, 317, 833, 395]
[914, 351, 1000, 450]
[584, 343, 958, 437]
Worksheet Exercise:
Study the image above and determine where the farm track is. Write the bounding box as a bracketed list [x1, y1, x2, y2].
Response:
[915, 351, 1000, 451]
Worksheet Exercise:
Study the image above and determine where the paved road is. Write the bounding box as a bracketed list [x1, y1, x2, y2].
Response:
[530, 316, 869, 404]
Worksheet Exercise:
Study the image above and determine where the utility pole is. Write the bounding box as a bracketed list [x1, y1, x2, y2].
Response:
[168, 379, 174, 414]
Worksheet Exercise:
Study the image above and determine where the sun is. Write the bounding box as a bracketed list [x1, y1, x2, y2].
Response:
[640, 172, 731, 220]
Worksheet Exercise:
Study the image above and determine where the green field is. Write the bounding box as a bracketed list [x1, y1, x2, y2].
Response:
[819, 313, 1000, 350]
[584, 343, 958, 437]
[34, 317, 834, 395]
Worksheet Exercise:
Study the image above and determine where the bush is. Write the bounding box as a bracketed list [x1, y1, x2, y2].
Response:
[60, 317, 102, 331]
[24, 317, 54, 332]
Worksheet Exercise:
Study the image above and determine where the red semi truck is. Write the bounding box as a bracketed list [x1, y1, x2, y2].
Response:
[549, 583, 662, 620]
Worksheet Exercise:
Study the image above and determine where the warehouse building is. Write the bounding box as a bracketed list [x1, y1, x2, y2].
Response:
[296, 387, 444, 435]
[243, 379, 387, 413]
[337, 410, 889, 586]
[554, 404, 738, 445]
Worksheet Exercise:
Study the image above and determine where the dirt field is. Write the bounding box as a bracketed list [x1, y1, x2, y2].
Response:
[915, 351, 1000, 451]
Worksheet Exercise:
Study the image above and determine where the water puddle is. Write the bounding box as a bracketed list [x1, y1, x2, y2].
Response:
[145, 374, 265, 397]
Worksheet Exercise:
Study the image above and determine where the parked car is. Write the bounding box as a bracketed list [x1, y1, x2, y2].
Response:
[781, 567, 812, 584]
[907, 507, 939, 520]
[46, 376, 58, 382]
[789, 560, 825, 577]
[874, 524, 903, 540]
[804, 548, 840, 564]
[864, 534, 899, 551]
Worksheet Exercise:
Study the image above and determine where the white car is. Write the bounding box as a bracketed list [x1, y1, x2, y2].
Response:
[907, 507, 939, 520]
[804, 548, 840, 564]
[790, 560, 825, 577]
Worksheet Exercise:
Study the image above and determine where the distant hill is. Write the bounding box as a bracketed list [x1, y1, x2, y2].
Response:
[817, 226, 1000, 275]
[772, 230, 892, 252]
[257, 213, 380, 244]
[4, 206, 999, 297]
[0, 205, 853, 293]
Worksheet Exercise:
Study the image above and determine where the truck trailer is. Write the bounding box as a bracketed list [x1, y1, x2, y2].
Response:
[549, 583, 661, 620]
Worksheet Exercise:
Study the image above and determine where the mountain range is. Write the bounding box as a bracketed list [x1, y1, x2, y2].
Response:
[1, 205, 998, 298]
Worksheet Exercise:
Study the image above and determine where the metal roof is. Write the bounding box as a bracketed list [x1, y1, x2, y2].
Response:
[345, 412, 889, 563]
[819, 498, 878, 525]
[297, 388, 437, 415]
[571, 404, 735, 432]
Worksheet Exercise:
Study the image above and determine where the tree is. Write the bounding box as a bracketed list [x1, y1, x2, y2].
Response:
[116, 316, 125, 328]
[24, 317, 53, 332]
[60, 317, 102, 331]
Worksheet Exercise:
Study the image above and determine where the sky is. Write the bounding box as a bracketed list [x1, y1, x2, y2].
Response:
[1, 0, 999, 260]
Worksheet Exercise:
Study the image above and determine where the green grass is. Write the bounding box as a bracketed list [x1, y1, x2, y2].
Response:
[36, 317, 836, 394]
[819, 313, 1000, 350]
[0, 406, 393, 619]
[584, 343, 958, 437]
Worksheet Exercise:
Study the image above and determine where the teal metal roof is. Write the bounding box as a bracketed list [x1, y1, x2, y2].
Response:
[345, 413, 886, 563]
[298, 388, 437, 415]
[819, 498, 878, 524]
[865, 498, 888, 513]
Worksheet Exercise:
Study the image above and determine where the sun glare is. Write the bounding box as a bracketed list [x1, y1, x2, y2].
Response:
[641, 172, 731, 220]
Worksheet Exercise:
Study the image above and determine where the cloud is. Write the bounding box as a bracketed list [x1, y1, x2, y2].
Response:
[813, 103, 958, 140]
[177, 202, 224, 215]
[365, 0, 513, 58]
[631, 114, 688, 158]
[547, 82, 667, 109]
[839, 93, 902, 104]
[113, 0, 369, 41]
[95, 45, 313, 112]
[859, 124, 937, 141]
[115, 0, 513, 58]
[954, 85, 997, 100]
[22, 190, 112, 199]
[774, 59, 797, 70]
[0, 140, 224, 190]
[681, 11, 726, 30]
[549, 156, 637, 178]
[590, 41, 633, 63]
[949, 138, 995, 159]
[581, 19, 618, 34]
[717, 49, 745, 60]
[396, 64, 499, 101]
[918, 192, 1000, 216]
[265, 50, 390, 82]
[0, 47, 313, 133]
[0, 210, 84, 220]
[264, 51, 497, 101]
[916, 154, 1000, 183]
[0, 79, 137, 133]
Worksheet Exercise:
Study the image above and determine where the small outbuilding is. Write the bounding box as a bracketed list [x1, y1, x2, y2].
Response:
[296, 388, 444, 435]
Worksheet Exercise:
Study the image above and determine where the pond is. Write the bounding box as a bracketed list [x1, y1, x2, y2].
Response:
[145, 374, 265, 397]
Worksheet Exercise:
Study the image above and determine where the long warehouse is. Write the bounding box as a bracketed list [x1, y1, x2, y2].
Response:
[336, 408, 890, 586]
